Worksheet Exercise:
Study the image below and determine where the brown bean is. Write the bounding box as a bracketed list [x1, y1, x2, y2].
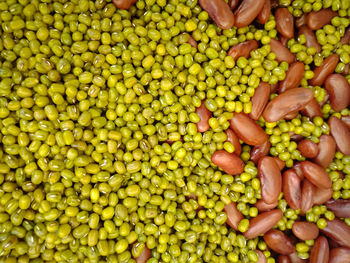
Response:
[195, 100, 211, 133]
[300, 179, 314, 214]
[298, 25, 322, 53]
[329, 116, 350, 156]
[306, 9, 337, 30]
[283, 169, 301, 210]
[273, 157, 285, 171]
[228, 40, 259, 61]
[257, 0, 271, 24]
[229, 112, 268, 145]
[313, 187, 333, 205]
[112, 0, 137, 9]
[135, 245, 151, 263]
[278, 255, 291, 263]
[275, 8, 294, 39]
[249, 82, 270, 120]
[341, 116, 350, 129]
[289, 132, 305, 142]
[228, 0, 239, 10]
[322, 218, 350, 248]
[234, 0, 265, 28]
[250, 140, 271, 164]
[255, 199, 278, 212]
[270, 83, 279, 93]
[264, 229, 296, 255]
[300, 98, 323, 119]
[224, 202, 244, 230]
[279, 62, 305, 93]
[309, 54, 339, 86]
[262, 88, 314, 123]
[284, 111, 299, 120]
[255, 250, 267, 263]
[279, 35, 289, 47]
[344, 64, 350, 76]
[289, 252, 308, 263]
[329, 247, 350, 263]
[313, 135, 336, 168]
[325, 74, 350, 112]
[295, 13, 307, 28]
[292, 162, 304, 180]
[211, 150, 245, 175]
[269, 39, 295, 64]
[292, 221, 319, 241]
[319, 91, 330, 107]
[225, 129, 242, 155]
[198, 0, 235, 29]
[310, 236, 329, 263]
[300, 161, 332, 189]
[258, 156, 282, 204]
[188, 36, 197, 48]
[297, 139, 319, 158]
[326, 200, 350, 218]
[244, 209, 283, 239]
[341, 27, 350, 45]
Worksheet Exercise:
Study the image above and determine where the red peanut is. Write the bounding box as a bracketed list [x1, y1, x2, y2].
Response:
[313, 135, 336, 168]
[313, 187, 333, 205]
[279, 62, 305, 93]
[113, 0, 137, 9]
[297, 139, 319, 158]
[195, 100, 211, 133]
[300, 161, 332, 189]
[298, 25, 321, 53]
[224, 202, 244, 230]
[250, 140, 271, 164]
[228, 40, 259, 61]
[211, 150, 245, 175]
[257, 0, 271, 24]
[255, 199, 278, 212]
[326, 199, 350, 218]
[264, 229, 296, 255]
[325, 74, 350, 112]
[309, 54, 339, 86]
[234, 0, 265, 28]
[329, 247, 350, 263]
[269, 39, 295, 64]
[329, 116, 350, 156]
[135, 245, 151, 263]
[310, 236, 329, 263]
[300, 179, 314, 214]
[306, 9, 337, 30]
[199, 0, 235, 30]
[283, 169, 301, 210]
[301, 98, 323, 119]
[275, 8, 294, 39]
[225, 129, 242, 155]
[292, 221, 319, 241]
[322, 218, 350, 248]
[249, 82, 271, 120]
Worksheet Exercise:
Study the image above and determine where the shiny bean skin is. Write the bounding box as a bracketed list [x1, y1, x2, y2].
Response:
[249, 82, 271, 120]
[230, 112, 268, 145]
[228, 40, 259, 61]
[309, 54, 339, 86]
[269, 39, 295, 64]
[295, 13, 307, 28]
[262, 88, 314, 123]
[195, 100, 211, 133]
[310, 236, 329, 263]
[264, 229, 296, 255]
[290, 133, 305, 142]
[135, 246, 151, 263]
[112, 0, 137, 9]
[292, 162, 304, 180]
[341, 116, 350, 129]
[224, 202, 244, 230]
[341, 27, 350, 45]
[301, 98, 323, 119]
[300, 161, 332, 189]
[292, 221, 319, 241]
[289, 252, 308, 263]
[228, 0, 239, 10]
[298, 25, 322, 53]
[275, 8, 294, 39]
[329, 247, 350, 263]
[280, 35, 289, 47]
[326, 199, 350, 218]
[250, 139, 271, 164]
[257, 0, 271, 24]
[234, 0, 265, 28]
[255, 250, 267, 263]
[273, 157, 285, 171]
[313, 187, 333, 205]
[258, 156, 282, 204]
[211, 150, 245, 175]
[225, 129, 242, 155]
[284, 111, 299, 120]
[322, 219, 350, 248]
[255, 199, 278, 212]
[297, 139, 319, 158]
[279, 62, 305, 93]
[306, 9, 337, 30]
[244, 209, 283, 239]
[282, 169, 301, 210]
[329, 116, 350, 156]
[325, 74, 350, 112]
[313, 135, 336, 168]
[300, 179, 314, 214]
[198, 0, 235, 30]
[188, 36, 198, 48]
[278, 255, 291, 263]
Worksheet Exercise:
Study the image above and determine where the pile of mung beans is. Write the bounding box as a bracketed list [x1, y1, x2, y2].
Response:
[0, 0, 350, 262]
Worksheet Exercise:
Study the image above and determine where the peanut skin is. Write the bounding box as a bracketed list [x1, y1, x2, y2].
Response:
[199, 0, 235, 29]
[275, 8, 294, 39]
[329, 116, 350, 156]
[310, 236, 329, 263]
[234, 0, 265, 28]
[211, 150, 245, 175]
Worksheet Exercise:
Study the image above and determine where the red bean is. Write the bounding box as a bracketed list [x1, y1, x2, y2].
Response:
[224, 202, 244, 230]
[211, 150, 245, 175]
[228, 0, 239, 10]
[289, 252, 308, 263]
[229, 112, 268, 145]
[270, 83, 279, 93]
[279, 62, 305, 93]
[273, 157, 285, 171]
[279, 35, 289, 47]
[300, 179, 314, 214]
[341, 27, 350, 45]
[284, 111, 299, 120]
[342, 116, 350, 129]
[313, 187, 333, 205]
[325, 74, 350, 112]
[306, 9, 337, 30]
[225, 129, 242, 155]
[329, 116, 350, 156]
[255, 199, 278, 212]
[292, 162, 304, 180]
[322, 218, 350, 248]
[262, 88, 314, 123]
[198, 0, 235, 29]
[249, 82, 271, 120]
[234, 0, 265, 28]
[188, 36, 198, 48]
[255, 249, 267, 263]
[135, 245, 151, 263]
[298, 25, 322, 53]
[300, 161, 332, 189]
[258, 156, 282, 204]
[112, 0, 137, 9]
[257, 0, 271, 24]
[301, 98, 323, 119]
[275, 8, 294, 39]
[310, 236, 329, 263]
[297, 139, 319, 158]
[195, 100, 211, 133]
[309, 54, 339, 86]
[283, 169, 301, 210]
[244, 209, 283, 239]
[295, 13, 307, 28]
[250, 140, 271, 164]
[278, 255, 291, 263]
[228, 40, 259, 61]
[326, 199, 350, 218]
[313, 135, 336, 168]
[264, 229, 296, 255]
[292, 221, 319, 241]
[329, 247, 350, 263]
[269, 39, 295, 64]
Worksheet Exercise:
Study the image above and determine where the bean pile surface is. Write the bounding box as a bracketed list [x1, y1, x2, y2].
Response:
[0, 0, 350, 262]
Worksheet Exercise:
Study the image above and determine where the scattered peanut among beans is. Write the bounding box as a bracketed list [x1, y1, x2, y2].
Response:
[0, 0, 349, 262]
